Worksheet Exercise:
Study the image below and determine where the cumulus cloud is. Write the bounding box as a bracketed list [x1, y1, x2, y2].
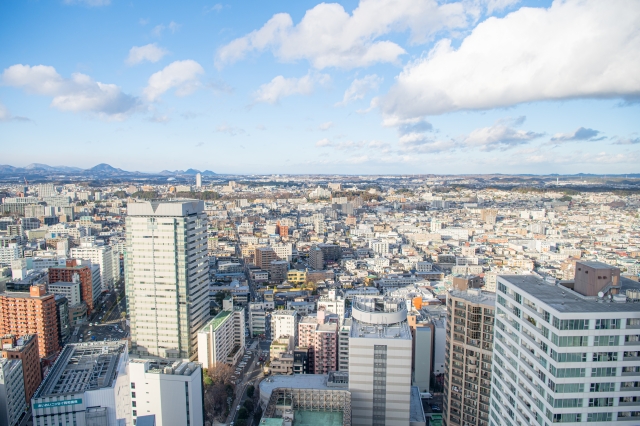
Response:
[143, 60, 205, 102]
[253, 72, 330, 104]
[463, 120, 543, 151]
[380, 0, 640, 120]
[152, 21, 181, 37]
[2, 64, 138, 119]
[126, 44, 168, 65]
[318, 121, 333, 131]
[550, 127, 605, 142]
[216, 0, 468, 69]
[396, 116, 541, 153]
[64, 0, 110, 6]
[336, 74, 383, 106]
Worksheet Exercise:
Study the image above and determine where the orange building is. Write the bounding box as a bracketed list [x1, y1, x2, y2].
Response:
[277, 222, 289, 238]
[49, 259, 96, 314]
[0, 285, 60, 359]
[1, 334, 43, 404]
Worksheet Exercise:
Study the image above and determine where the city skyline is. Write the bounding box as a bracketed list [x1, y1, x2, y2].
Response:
[1, 0, 639, 175]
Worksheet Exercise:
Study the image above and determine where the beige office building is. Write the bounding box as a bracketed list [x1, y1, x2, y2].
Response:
[125, 200, 210, 360]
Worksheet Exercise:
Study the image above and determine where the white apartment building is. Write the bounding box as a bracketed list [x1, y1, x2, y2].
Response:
[71, 242, 120, 291]
[0, 243, 20, 267]
[349, 296, 413, 426]
[338, 318, 352, 372]
[0, 358, 27, 426]
[125, 200, 210, 360]
[31, 342, 130, 426]
[491, 271, 640, 426]
[48, 281, 82, 305]
[198, 296, 245, 369]
[249, 303, 267, 337]
[370, 240, 389, 255]
[317, 290, 346, 323]
[271, 310, 298, 344]
[129, 359, 204, 426]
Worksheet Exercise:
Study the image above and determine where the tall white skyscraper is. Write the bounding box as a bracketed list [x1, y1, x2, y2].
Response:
[491, 265, 640, 426]
[125, 200, 210, 360]
[195, 172, 202, 188]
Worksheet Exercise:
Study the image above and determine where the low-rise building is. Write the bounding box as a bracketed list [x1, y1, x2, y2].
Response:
[31, 341, 130, 426]
[129, 358, 204, 426]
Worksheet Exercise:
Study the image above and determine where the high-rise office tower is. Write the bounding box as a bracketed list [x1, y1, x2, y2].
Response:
[491, 263, 640, 425]
[443, 288, 495, 426]
[125, 200, 210, 360]
[349, 296, 413, 426]
[195, 172, 202, 188]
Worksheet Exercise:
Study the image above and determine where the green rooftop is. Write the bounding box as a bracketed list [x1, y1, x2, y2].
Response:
[204, 310, 232, 332]
[294, 410, 343, 426]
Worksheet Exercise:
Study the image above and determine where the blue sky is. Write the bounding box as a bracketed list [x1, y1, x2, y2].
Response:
[0, 0, 639, 175]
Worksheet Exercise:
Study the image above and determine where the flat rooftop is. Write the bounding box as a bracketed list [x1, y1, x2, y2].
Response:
[448, 288, 496, 306]
[410, 386, 427, 424]
[260, 374, 330, 396]
[34, 341, 127, 398]
[350, 318, 412, 340]
[501, 275, 640, 314]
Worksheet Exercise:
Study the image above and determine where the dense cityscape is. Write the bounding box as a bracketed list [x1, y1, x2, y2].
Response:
[0, 171, 639, 426]
[2, 0, 640, 425]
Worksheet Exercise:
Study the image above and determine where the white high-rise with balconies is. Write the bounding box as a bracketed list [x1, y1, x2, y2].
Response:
[491, 263, 640, 426]
[125, 200, 210, 360]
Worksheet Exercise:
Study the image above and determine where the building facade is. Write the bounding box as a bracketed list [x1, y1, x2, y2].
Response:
[125, 200, 210, 360]
[197, 296, 245, 369]
[443, 288, 495, 426]
[490, 272, 640, 425]
[0, 334, 42, 405]
[349, 296, 413, 426]
[0, 285, 59, 358]
[0, 358, 27, 426]
[129, 358, 204, 426]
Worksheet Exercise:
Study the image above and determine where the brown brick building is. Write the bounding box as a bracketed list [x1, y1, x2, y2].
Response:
[255, 247, 277, 270]
[1, 334, 43, 404]
[49, 259, 96, 314]
[0, 285, 60, 359]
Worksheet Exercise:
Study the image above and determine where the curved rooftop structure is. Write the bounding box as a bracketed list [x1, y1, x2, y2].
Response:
[351, 296, 407, 325]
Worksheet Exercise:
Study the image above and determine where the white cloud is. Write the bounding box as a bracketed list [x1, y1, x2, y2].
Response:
[152, 21, 181, 37]
[316, 138, 388, 152]
[2, 64, 138, 119]
[64, 0, 110, 6]
[205, 4, 224, 13]
[319, 121, 333, 131]
[0, 102, 11, 122]
[216, 0, 468, 69]
[254, 72, 330, 104]
[613, 136, 640, 145]
[336, 74, 383, 106]
[550, 127, 605, 142]
[143, 60, 205, 102]
[316, 138, 332, 147]
[126, 44, 168, 65]
[216, 123, 245, 136]
[462, 121, 543, 151]
[380, 0, 640, 120]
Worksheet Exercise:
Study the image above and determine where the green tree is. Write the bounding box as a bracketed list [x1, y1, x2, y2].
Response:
[243, 400, 254, 413]
[238, 407, 249, 419]
[247, 385, 255, 398]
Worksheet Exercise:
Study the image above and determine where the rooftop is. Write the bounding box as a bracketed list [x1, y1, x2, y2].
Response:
[350, 317, 412, 340]
[410, 386, 426, 424]
[201, 310, 232, 332]
[500, 275, 640, 314]
[448, 288, 496, 306]
[34, 341, 127, 398]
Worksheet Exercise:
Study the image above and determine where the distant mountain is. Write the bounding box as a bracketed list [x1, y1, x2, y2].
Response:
[0, 163, 215, 179]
